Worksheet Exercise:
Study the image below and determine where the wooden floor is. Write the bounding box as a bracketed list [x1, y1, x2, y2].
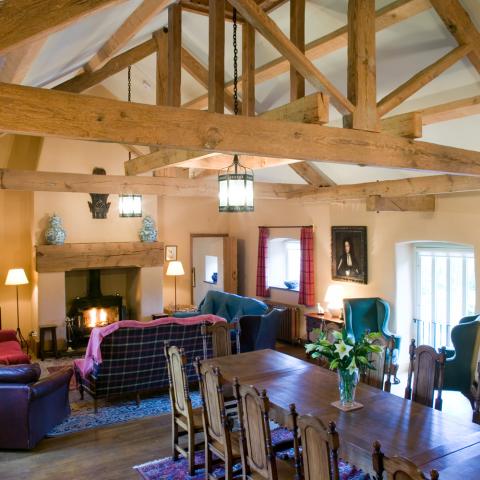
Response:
[0, 342, 474, 479]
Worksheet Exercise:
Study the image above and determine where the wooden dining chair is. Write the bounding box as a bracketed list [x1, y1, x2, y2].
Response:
[194, 359, 241, 480]
[233, 380, 296, 480]
[201, 320, 240, 358]
[404, 339, 446, 410]
[297, 414, 340, 480]
[372, 441, 440, 479]
[360, 336, 391, 391]
[164, 344, 204, 476]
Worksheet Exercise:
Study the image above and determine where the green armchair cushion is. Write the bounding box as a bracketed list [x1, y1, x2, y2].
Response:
[443, 315, 480, 393]
[344, 297, 401, 359]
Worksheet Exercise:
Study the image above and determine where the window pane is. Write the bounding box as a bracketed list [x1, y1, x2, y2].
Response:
[419, 254, 432, 326]
[466, 257, 476, 315]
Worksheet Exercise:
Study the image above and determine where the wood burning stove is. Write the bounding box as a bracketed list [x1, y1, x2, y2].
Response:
[66, 269, 124, 347]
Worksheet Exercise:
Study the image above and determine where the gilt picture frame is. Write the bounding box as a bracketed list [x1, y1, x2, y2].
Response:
[331, 226, 367, 284]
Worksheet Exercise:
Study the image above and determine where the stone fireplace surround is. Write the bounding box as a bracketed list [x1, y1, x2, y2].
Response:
[35, 242, 164, 346]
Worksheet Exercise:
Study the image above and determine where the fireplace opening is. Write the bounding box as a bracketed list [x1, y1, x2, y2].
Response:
[66, 268, 129, 347]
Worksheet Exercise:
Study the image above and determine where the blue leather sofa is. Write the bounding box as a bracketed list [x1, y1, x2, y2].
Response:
[174, 290, 268, 323]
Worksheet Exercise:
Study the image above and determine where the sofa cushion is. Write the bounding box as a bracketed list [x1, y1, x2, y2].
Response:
[0, 363, 40, 384]
[0, 341, 30, 366]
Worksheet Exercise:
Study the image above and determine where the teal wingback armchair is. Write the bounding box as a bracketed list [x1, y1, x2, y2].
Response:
[344, 298, 401, 379]
[443, 315, 480, 404]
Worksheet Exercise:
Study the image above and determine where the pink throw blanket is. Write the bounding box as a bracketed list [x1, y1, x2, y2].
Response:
[74, 315, 225, 377]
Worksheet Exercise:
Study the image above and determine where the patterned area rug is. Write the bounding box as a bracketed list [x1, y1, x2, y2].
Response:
[47, 391, 202, 437]
[134, 431, 368, 480]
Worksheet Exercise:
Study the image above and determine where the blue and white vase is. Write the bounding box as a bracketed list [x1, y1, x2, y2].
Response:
[45, 214, 66, 245]
[139, 216, 157, 243]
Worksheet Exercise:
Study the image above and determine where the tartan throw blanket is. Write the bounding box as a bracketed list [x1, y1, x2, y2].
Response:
[74, 316, 225, 399]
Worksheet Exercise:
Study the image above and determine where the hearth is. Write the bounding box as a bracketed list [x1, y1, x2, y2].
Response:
[66, 269, 125, 347]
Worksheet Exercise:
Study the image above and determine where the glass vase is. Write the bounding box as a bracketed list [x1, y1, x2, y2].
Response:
[337, 368, 359, 407]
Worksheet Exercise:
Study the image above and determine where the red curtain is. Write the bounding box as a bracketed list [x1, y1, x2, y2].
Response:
[256, 227, 270, 297]
[299, 226, 315, 306]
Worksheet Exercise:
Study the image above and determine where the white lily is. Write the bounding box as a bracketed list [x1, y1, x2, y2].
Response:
[347, 357, 357, 374]
[334, 340, 353, 360]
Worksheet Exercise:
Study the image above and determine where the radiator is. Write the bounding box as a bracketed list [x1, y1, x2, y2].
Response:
[265, 301, 302, 344]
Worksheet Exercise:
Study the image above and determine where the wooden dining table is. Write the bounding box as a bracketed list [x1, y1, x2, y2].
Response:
[201, 349, 480, 477]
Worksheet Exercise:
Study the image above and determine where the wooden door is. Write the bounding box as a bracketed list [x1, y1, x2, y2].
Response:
[223, 236, 237, 294]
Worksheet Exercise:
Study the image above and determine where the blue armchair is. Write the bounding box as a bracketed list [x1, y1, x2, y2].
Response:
[443, 315, 480, 406]
[344, 297, 401, 380]
[174, 290, 268, 323]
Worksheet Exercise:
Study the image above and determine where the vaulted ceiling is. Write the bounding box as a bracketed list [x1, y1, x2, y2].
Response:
[1, 0, 480, 186]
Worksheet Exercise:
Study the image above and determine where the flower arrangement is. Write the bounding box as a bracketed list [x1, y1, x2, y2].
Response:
[305, 328, 383, 373]
[305, 328, 384, 407]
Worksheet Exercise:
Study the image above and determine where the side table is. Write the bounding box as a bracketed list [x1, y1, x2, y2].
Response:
[151, 313, 170, 320]
[39, 325, 59, 361]
[305, 312, 344, 342]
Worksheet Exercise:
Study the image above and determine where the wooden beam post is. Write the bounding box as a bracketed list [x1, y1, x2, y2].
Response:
[228, 0, 354, 115]
[290, 0, 305, 101]
[3, 83, 480, 176]
[345, 0, 378, 131]
[242, 22, 256, 116]
[153, 28, 169, 106]
[209, 0, 225, 113]
[366, 195, 435, 212]
[168, 4, 182, 107]
[380, 112, 422, 138]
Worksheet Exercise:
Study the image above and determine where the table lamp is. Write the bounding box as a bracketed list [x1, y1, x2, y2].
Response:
[166, 261, 185, 312]
[5, 268, 29, 348]
[324, 284, 344, 318]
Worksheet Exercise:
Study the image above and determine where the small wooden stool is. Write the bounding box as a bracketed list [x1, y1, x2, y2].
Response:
[39, 325, 58, 360]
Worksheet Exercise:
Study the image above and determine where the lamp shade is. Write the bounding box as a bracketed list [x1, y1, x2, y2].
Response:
[324, 285, 344, 309]
[5, 268, 29, 286]
[166, 261, 185, 276]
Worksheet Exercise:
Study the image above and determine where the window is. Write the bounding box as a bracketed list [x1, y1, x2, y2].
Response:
[414, 243, 475, 349]
[119, 195, 142, 217]
[267, 238, 301, 290]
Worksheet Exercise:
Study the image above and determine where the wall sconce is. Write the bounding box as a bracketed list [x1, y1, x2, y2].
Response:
[89, 167, 110, 219]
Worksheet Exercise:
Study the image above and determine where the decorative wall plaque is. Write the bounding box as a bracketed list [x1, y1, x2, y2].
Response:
[88, 167, 110, 219]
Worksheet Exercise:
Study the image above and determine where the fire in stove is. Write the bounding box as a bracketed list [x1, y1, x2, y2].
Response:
[83, 307, 119, 328]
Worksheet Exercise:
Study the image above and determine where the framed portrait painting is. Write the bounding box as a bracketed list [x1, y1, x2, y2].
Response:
[331, 226, 367, 284]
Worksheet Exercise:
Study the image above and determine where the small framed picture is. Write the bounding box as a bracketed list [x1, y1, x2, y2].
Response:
[165, 245, 177, 261]
[331, 226, 368, 284]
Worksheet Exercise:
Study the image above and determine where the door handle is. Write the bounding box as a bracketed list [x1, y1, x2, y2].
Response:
[192, 267, 196, 288]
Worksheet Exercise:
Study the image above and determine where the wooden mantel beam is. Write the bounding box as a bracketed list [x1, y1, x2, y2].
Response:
[0, 0, 125, 55]
[2, 83, 480, 176]
[0, 168, 310, 199]
[228, 0, 354, 115]
[183, 0, 432, 110]
[288, 174, 480, 201]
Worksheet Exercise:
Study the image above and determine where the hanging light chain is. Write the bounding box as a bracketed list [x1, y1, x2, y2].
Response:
[128, 65, 132, 161]
[232, 8, 239, 117]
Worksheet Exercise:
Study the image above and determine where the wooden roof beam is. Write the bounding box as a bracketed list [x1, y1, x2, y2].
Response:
[288, 175, 480, 201]
[2, 83, 480, 176]
[289, 162, 335, 188]
[0, 168, 310, 199]
[228, 0, 354, 115]
[183, 0, 432, 110]
[0, 38, 46, 84]
[0, 0, 125, 55]
[84, 0, 172, 73]
[125, 92, 329, 175]
[430, 0, 480, 74]
[366, 195, 435, 212]
[54, 38, 157, 93]
[377, 43, 472, 117]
